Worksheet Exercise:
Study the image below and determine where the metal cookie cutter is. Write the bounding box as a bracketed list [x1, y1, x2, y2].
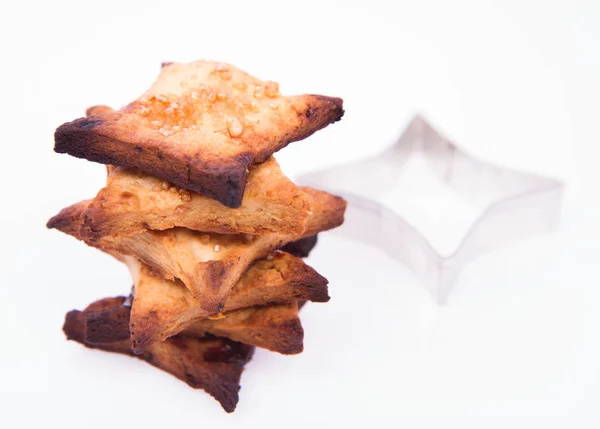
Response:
[300, 116, 564, 304]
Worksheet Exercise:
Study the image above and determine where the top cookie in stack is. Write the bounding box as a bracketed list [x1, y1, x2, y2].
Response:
[54, 60, 343, 208]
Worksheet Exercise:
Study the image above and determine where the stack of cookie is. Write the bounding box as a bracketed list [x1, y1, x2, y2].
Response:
[47, 61, 346, 412]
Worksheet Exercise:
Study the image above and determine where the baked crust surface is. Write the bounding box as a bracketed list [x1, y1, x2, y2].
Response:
[182, 301, 304, 355]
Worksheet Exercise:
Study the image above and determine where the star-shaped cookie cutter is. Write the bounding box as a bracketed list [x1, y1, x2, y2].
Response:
[299, 115, 564, 304]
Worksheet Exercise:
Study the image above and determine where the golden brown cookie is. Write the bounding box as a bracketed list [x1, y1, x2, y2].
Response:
[55, 61, 344, 207]
[128, 253, 327, 353]
[82, 156, 310, 239]
[181, 301, 303, 355]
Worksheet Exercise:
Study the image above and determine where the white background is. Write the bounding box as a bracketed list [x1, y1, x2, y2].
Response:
[1, 0, 599, 427]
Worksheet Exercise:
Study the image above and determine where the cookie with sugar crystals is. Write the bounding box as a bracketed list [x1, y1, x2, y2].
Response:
[55, 60, 344, 207]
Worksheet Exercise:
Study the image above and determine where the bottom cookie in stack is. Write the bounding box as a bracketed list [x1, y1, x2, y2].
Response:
[64, 296, 254, 413]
